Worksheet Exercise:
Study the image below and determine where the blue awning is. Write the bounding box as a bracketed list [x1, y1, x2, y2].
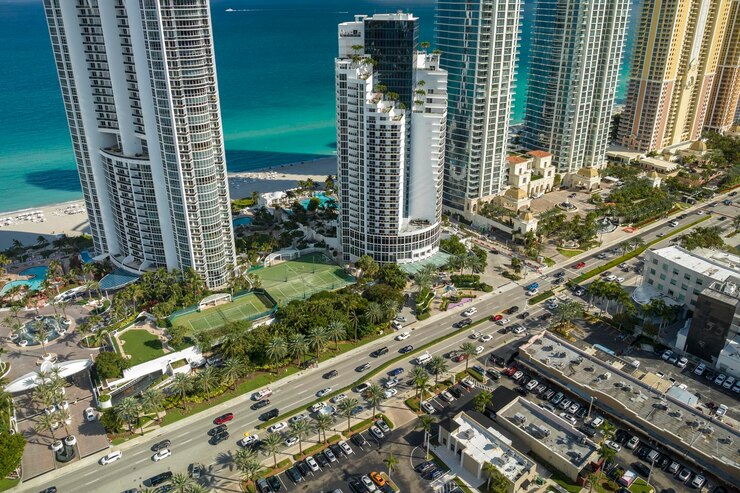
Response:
[100, 268, 140, 291]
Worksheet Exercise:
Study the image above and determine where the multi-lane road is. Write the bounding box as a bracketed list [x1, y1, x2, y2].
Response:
[21, 194, 738, 492]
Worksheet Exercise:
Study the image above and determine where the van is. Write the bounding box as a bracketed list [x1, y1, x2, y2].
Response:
[646, 449, 660, 464]
[100, 450, 122, 465]
[415, 352, 432, 365]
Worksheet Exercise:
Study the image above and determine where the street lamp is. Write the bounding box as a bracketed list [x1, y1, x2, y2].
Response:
[587, 395, 597, 418]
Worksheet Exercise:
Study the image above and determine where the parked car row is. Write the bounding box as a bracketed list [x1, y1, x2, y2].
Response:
[414, 460, 446, 481]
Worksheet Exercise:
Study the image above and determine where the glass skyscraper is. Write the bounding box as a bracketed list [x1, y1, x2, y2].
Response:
[436, 0, 522, 213]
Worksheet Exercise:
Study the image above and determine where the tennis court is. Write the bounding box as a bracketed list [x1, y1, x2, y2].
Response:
[255, 253, 355, 305]
[171, 292, 275, 332]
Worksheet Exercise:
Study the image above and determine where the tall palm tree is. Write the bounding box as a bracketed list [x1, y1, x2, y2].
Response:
[365, 383, 385, 418]
[473, 390, 493, 414]
[326, 321, 346, 351]
[426, 356, 448, 386]
[384, 449, 399, 481]
[34, 324, 51, 358]
[261, 432, 283, 468]
[172, 372, 192, 409]
[287, 333, 309, 367]
[459, 342, 477, 370]
[364, 302, 384, 325]
[196, 365, 220, 397]
[484, 462, 509, 493]
[139, 388, 164, 423]
[347, 309, 361, 342]
[114, 396, 142, 436]
[222, 357, 245, 390]
[170, 472, 194, 493]
[554, 300, 583, 327]
[596, 442, 617, 484]
[412, 366, 431, 401]
[35, 412, 59, 441]
[313, 412, 335, 443]
[307, 326, 328, 361]
[266, 336, 288, 372]
[337, 397, 359, 433]
[234, 448, 262, 488]
[416, 414, 435, 459]
[288, 418, 314, 456]
[598, 420, 616, 442]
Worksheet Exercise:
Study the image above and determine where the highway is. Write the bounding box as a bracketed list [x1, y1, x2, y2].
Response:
[20, 195, 738, 492]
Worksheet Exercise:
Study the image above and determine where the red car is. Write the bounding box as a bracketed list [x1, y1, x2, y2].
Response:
[504, 366, 517, 377]
[573, 262, 586, 269]
[453, 354, 469, 363]
[491, 314, 504, 321]
[214, 413, 234, 425]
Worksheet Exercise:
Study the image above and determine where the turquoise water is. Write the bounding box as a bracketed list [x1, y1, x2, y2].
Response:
[300, 192, 338, 210]
[0, 266, 49, 295]
[233, 216, 254, 227]
[0, 0, 639, 213]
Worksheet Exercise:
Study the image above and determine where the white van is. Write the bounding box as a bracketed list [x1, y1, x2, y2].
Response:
[415, 352, 432, 365]
[100, 450, 122, 465]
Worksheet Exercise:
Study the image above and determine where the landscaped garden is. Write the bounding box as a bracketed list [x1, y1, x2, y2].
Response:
[118, 329, 165, 366]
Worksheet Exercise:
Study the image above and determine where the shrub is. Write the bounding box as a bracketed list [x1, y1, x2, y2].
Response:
[0, 432, 25, 478]
[94, 351, 130, 379]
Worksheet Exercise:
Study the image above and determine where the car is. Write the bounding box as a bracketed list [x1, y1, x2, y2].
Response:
[454, 318, 473, 328]
[568, 402, 580, 414]
[251, 399, 270, 410]
[399, 345, 414, 353]
[208, 424, 228, 436]
[316, 387, 332, 398]
[542, 389, 556, 400]
[152, 448, 172, 461]
[722, 376, 735, 389]
[289, 413, 307, 424]
[384, 377, 399, 389]
[415, 460, 436, 473]
[517, 311, 530, 319]
[148, 471, 173, 486]
[239, 434, 259, 447]
[690, 474, 706, 489]
[461, 377, 476, 390]
[295, 460, 310, 477]
[371, 346, 389, 358]
[361, 475, 378, 492]
[330, 393, 347, 404]
[440, 390, 455, 402]
[551, 392, 564, 405]
[376, 419, 391, 434]
[626, 436, 639, 449]
[573, 262, 586, 269]
[590, 416, 604, 428]
[714, 373, 727, 385]
[421, 400, 436, 414]
[267, 422, 286, 433]
[666, 461, 680, 475]
[383, 388, 398, 398]
[305, 455, 320, 472]
[348, 481, 364, 493]
[385, 367, 405, 378]
[667, 355, 678, 365]
[526, 288, 539, 296]
[525, 282, 539, 291]
[694, 363, 706, 376]
[351, 433, 367, 447]
[356, 362, 371, 372]
[723, 199, 733, 205]
[421, 467, 440, 480]
[256, 479, 272, 493]
[426, 469, 444, 480]
[661, 350, 673, 360]
[453, 353, 469, 363]
[486, 369, 500, 381]
[474, 345, 484, 355]
[656, 232, 665, 237]
[391, 320, 403, 330]
[268, 475, 282, 492]
[716, 404, 728, 417]
[616, 277, 625, 283]
[252, 388, 273, 401]
[496, 317, 510, 326]
[395, 332, 410, 341]
[350, 405, 364, 416]
[733, 381, 740, 393]
[370, 471, 386, 487]
[512, 325, 526, 335]
[525, 379, 539, 391]
[462, 307, 477, 317]
[152, 439, 171, 452]
[559, 412, 576, 425]
[286, 466, 302, 483]
[605, 440, 621, 452]
[323, 369, 339, 379]
[39, 489, 58, 493]
[210, 430, 229, 445]
[309, 402, 326, 413]
[84, 407, 96, 421]
[506, 306, 520, 315]
[339, 440, 354, 455]
[597, 253, 608, 260]
[99, 450, 123, 465]
[369, 425, 385, 439]
[480, 334, 493, 343]
[324, 447, 337, 462]
[491, 314, 504, 321]
[449, 385, 464, 399]
[260, 409, 279, 421]
[669, 220, 679, 227]
[504, 366, 518, 377]
[512, 371, 524, 381]
[633, 462, 650, 477]
[189, 462, 202, 479]
[575, 406, 587, 419]
[605, 274, 617, 281]
[676, 468, 691, 483]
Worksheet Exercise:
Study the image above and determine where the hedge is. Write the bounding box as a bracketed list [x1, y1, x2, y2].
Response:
[527, 290, 554, 305]
[466, 368, 484, 382]
[404, 397, 421, 413]
[450, 274, 480, 284]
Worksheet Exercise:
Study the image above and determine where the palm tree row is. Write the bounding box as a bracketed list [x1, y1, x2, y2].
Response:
[168, 356, 249, 410]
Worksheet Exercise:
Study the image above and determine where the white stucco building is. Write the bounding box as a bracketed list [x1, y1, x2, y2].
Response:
[43, 0, 235, 289]
[336, 14, 447, 264]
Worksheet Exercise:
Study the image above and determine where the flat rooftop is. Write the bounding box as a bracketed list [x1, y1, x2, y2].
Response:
[520, 332, 740, 474]
[499, 398, 597, 469]
[649, 246, 740, 283]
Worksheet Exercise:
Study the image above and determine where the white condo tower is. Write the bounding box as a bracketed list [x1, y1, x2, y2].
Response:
[335, 13, 447, 265]
[43, 0, 235, 289]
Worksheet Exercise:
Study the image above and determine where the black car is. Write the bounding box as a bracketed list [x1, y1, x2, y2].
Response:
[615, 429, 630, 443]
[208, 424, 228, 436]
[256, 478, 272, 493]
[422, 467, 441, 480]
[515, 387, 528, 396]
[267, 475, 282, 492]
[155, 486, 173, 493]
[149, 471, 173, 486]
[259, 408, 279, 421]
[554, 271, 565, 278]
[539, 312, 552, 321]
[348, 481, 364, 493]
[295, 460, 310, 477]
[356, 362, 371, 372]
[454, 318, 473, 328]
[152, 439, 171, 452]
[351, 433, 367, 447]
[251, 399, 270, 410]
[449, 386, 463, 398]
[506, 305, 520, 315]
[517, 311, 530, 319]
[323, 369, 338, 379]
[314, 452, 329, 467]
[632, 462, 650, 477]
[415, 460, 435, 473]
[399, 345, 414, 353]
[286, 466, 302, 483]
[486, 369, 500, 380]
[655, 454, 670, 470]
[329, 443, 343, 457]
[209, 430, 229, 445]
[371, 346, 389, 358]
[575, 406, 588, 419]
[40, 489, 57, 493]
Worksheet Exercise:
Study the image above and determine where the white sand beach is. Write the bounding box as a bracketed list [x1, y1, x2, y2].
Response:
[0, 156, 337, 251]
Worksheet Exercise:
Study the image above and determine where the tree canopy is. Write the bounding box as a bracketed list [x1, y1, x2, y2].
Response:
[95, 351, 131, 379]
[0, 432, 25, 477]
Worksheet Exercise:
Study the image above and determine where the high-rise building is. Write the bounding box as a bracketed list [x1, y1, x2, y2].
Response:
[43, 0, 235, 289]
[336, 14, 447, 264]
[619, 0, 734, 151]
[435, 0, 522, 214]
[707, 0, 740, 133]
[520, 0, 630, 175]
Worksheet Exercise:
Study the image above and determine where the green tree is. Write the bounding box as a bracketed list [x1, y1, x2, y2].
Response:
[0, 432, 25, 478]
[337, 397, 359, 433]
[554, 300, 583, 327]
[288, 333, 309, 366]
[484, 462, 512, 493]
[234, 448, 262, 488]
[170, 472, 194, 493]
[307, 325, 328, 361]
[261, 432, 283, 468]
[94, 351, 131, 379]
[364, 302, 385, 325]
[139, 388, 164, 423]
[355, 255, 379, 280]
[114, 396, 142, 436]
[599, 420, 617, 442]
[313, 412, 335, 443]
[195, 365, 220, 396]
[416, 414, 435, 459]
[266, 336, 288, 372]
[34, 412, 59, 441]
[378, 263, 408, 290]
[459, 342, 478, 370]
[288, 418, 314, 456]
[172, 372, 193, 409]
[384, 449, 399, 480]
[427, 356, 448, 386]
[222, 357, 246, 390]
[326, 321, 346, 351]
[473, 390, 493, 414]
[365, 382, 385, 418]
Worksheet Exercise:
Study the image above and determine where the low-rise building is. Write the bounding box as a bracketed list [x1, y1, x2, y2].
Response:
[638, 156, 678, 175]
[564, 167, 601, 190]
[437, 411, 537, 492]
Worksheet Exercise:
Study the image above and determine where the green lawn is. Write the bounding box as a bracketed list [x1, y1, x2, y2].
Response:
[119, 329, 165, 365]
[0, 478, 19, 492]
[557, 248, 585, 258]
[171, 291, 275, 332]
[629, 478, 654, 493]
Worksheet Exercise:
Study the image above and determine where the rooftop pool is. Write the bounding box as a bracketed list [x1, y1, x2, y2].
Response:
[0, 265, 49, 296]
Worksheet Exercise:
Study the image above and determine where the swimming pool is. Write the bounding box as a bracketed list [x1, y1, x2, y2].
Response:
[300, 192, 339, 210]
[233, 216, 253, 227]
[0, 266, 49, 296]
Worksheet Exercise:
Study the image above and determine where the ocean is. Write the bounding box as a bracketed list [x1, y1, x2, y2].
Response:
[0, 0, 639, 213]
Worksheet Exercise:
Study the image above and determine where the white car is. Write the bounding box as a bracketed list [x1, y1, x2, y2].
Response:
[330, 393, 347, 404]
[512, 371, 524, 381]
[604, 440, 621, 452]
[512, 325, 526, 335]
[441, 391, 455, 402]
[480, 334, 493, 343]
[615, 277, 625, 284]
[526, 289, 539, 296]
[309, 402, 326, 413]
[722, 376, 735, 389]
[361, 475, 378, 492]
[462, 307, 477, 317]
[525, 379, 539, 391]
[384, 378, 399, 389]
[339, 440, 354, 455]
[421, 401, 435, 414]
[306, 456, 320, 472]
[590, 416, 604, 428]
[661, 350, 673, 360]
[605, 275, 617, 281]
[252, 388, 273, 401]
[383, 388, 398, 399]
[267, 422, 287, 433]
[626, 436, 639, 449]
[676, 357, 688, 369]
[84, 407, 96, 422]
[239, 434, 259, 447]
[152, 448, 171, 461]
[474, 345, 484, 355]
[99, 450, 122, 465]
[391, 320, 403, 330]
[694, 363, 706, 376]
[289, 413, 307, 424]
[395, 332, 410, 341]
[316, 387, 332, 398]
[496, 318, 510, 326]
[714, 373, 727, 385]
[559, 412, 576, 425]
[716, 404, 728, 418]
[284, 436, 298, 447]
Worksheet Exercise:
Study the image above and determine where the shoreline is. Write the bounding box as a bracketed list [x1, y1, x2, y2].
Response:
[0, 156, 337, 250]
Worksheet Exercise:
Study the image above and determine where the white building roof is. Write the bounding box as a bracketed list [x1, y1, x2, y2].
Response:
[650, 246, 740, 283]
[6, 359, 93, 393]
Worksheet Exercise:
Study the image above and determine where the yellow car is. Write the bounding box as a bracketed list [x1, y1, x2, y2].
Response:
[370, 471, 386, 487]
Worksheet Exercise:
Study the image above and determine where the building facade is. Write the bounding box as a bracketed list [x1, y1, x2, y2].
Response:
[520, 0, 630, 174]
[435, 0, 522, 214]
[619, 0, 734, 150]
[43, 0, 235, 289]
[706, 0, 740, 133]
[335, 14, 446, 265]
